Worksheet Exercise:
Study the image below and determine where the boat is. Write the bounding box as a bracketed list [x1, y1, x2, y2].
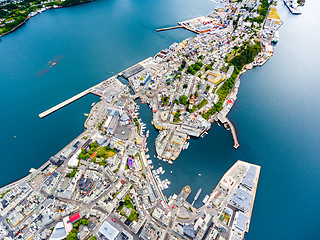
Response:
[168, 160, 173, 164]
[170, 170, 173, 173]
[84, 113, 89, 117]
[272, 31, 280, 43]
[91, 102, 96, 107]
[202, 195, 209, 204]
[198, 173, 201, 176]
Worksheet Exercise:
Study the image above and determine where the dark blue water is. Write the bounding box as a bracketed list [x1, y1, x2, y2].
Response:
[1, 0, 320, 239]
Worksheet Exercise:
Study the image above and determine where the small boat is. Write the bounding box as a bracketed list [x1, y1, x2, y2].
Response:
[198, 174, 201, 176]
[91, 102, 96, 107]
[84, 113, 89, 117]
[170, 170, 173, 173]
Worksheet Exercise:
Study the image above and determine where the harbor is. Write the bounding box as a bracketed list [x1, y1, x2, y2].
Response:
[0, 0, 318, 239]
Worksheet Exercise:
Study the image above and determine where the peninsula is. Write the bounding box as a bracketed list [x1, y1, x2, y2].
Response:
[0, 0, 289, 239]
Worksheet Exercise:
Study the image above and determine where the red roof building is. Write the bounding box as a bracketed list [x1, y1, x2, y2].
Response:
[69, 212, 81, 223]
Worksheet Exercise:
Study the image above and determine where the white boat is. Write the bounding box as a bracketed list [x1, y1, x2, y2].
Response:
[91, 102, 96, 107]
[202, 195, 209, 204]
[198, 173, 201, 176]
[170, 170, 173, 173]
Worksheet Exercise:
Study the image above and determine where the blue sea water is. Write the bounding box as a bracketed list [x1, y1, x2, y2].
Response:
[1, 0, 320, 239]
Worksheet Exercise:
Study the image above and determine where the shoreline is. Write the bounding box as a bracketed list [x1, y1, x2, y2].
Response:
[0, 0, 94, 38]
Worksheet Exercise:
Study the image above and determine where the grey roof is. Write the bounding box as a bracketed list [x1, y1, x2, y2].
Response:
[241, 165, 257, 190]
[120, 113, 130, 121]
[247, 165, 257, 176]
[234, 212, 249, 232]
[97, 137, 107, 145]
[230, 188, 252, 212]
[50, 222, 66, 240]
[183, 224, 196, 238]
[98, 221, 119, 239]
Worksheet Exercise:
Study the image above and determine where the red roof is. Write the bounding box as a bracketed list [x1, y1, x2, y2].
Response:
[69, 212, 81, 223]
[227, 99, 233, 104]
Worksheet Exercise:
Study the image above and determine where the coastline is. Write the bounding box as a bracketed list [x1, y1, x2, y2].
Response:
[0, 1, 285, 239]
[0, 0, 94, 38]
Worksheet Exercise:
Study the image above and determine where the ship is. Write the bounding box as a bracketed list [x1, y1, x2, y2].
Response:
[84, 113, 89, 117]
[202, 195, 209, 204]
[272, 31, 280, 43]
[91, 102, 96, 107]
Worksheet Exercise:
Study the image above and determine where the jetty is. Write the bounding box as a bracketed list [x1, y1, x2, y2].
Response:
[39, 89, 91, 118]
[226, 117, 239, 149]
[156, 26, 182, 32]
[283, 0, 302, 14]
[156, 25, 199, 34]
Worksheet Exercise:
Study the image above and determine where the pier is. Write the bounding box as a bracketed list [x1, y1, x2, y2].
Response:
[39, 89, 91, 118]
[156, 26, 182, 32]
[156, 25, 199, 34]
[283, 0, 302, 14]
[226, 117, 239, 149]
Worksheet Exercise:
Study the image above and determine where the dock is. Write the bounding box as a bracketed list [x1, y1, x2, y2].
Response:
[217, 113, 239, 149]
[156, 26, 182, 32]
[156, 25, 199, 34]
[283, 0, 302, 14]
[39, 89, 91, 118]
[192, 188, 202, 205]
[226, 117, 239, 149]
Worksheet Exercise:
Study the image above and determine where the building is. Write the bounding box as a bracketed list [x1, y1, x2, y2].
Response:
[50, 222, 67, 240]
[79, 176, 94, 195]
[230, 188, 253, 212]
[232, 211, 249, 233]
[98, 221, 119, 240]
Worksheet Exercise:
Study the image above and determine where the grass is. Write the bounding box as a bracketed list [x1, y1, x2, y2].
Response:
[118, 194, 138, 222]
[0, 189, 11, 199]
[90, 146, 116, 166]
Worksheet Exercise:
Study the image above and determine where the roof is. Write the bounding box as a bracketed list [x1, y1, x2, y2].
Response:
[50, 222, 67, 240]
[234, 211, 249, 232]
[183, 224, 196, 238]
[98, 221, 119, 240]
[69, 212, 81, 223]
[230, 188, 253, 212]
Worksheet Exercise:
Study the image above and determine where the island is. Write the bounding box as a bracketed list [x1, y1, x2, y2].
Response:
[0, 0, 289, 239]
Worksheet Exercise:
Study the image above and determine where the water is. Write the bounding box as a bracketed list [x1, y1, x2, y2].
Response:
[0, 0, 216, 185]
[1, 0, 320, 239]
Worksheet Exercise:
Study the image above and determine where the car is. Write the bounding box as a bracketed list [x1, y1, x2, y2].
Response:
[111, 218, 116, 222]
